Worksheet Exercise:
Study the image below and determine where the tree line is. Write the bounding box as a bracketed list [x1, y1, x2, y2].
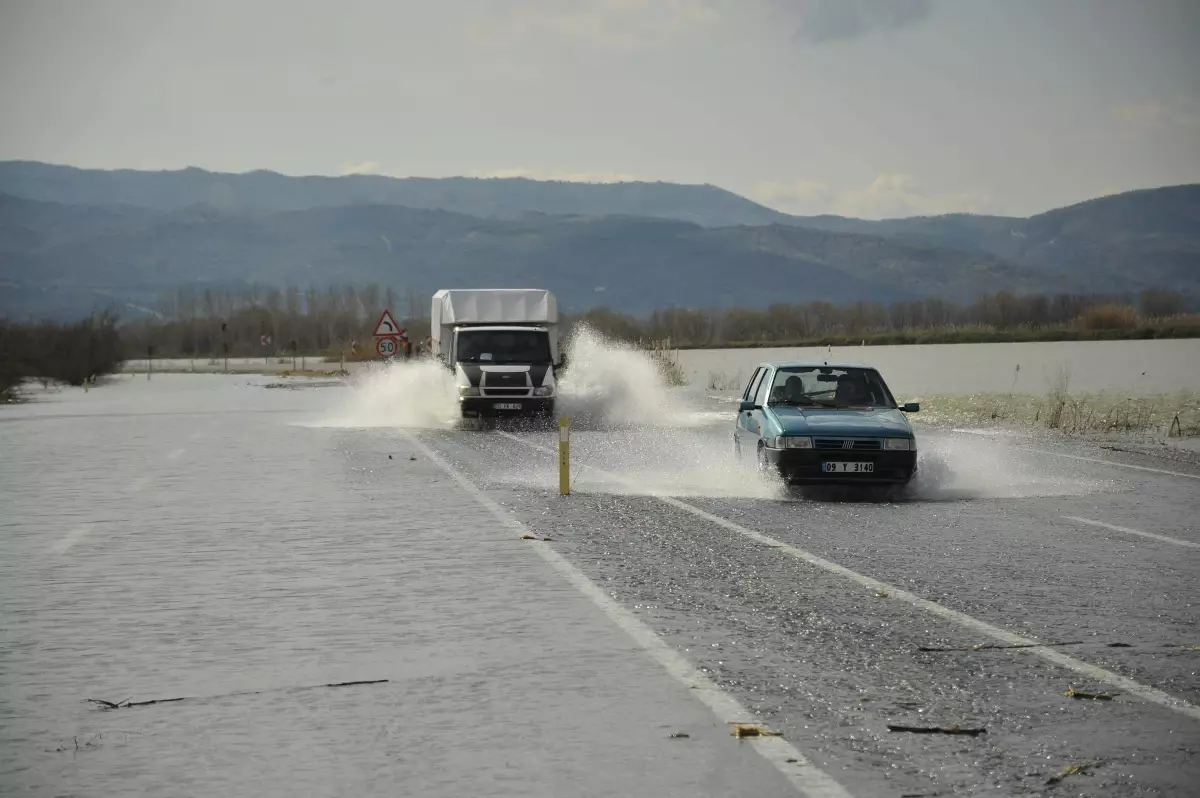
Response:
[107, 285, 1200, 358]
[2, 286, 1196, 399]
[578, 289, 1195, 347]
[1, 312, 123, 400]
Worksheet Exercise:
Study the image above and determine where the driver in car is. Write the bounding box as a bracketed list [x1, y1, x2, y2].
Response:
[835, 374, 872, 406]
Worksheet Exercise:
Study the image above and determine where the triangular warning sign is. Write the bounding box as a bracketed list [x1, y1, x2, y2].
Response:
[373, 310, 401, 336]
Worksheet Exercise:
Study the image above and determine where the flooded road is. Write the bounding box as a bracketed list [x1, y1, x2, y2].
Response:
[2, 371, 1198, 797]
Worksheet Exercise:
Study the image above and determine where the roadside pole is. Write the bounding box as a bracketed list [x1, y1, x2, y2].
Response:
[559, 416, 570, 496]
[147, 345, 153, 380]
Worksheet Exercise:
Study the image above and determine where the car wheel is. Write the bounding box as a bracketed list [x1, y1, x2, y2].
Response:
[756, 443, 771, 475]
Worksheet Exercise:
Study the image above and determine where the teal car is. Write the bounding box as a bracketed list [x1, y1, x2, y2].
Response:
[733, 361, 920, 485]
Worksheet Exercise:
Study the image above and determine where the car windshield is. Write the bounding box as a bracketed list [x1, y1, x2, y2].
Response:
[767, 366, 896, 409]
[457, 329, 551, 364]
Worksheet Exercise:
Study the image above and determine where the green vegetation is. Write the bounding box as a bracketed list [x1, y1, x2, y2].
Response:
[575, 291, 1199, 349]
[0, 313, 123, 400]
[915, 389, 1200, 438]
[94, 287, 1200, 364]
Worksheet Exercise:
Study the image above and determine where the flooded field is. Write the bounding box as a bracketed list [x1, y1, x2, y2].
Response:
[3, 335, 1199, 796]
[678, 338, 1200, 397]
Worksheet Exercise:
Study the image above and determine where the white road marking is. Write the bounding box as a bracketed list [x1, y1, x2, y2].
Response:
[403, 431, 851, 798]
[1063, 515, 1199, 549]
[1023, 448, 1200, 481]
[498, 431, 1200, 723]
[166, 447, 187, 460]
[952, 431, 1200, 481]
[49, 523, 93, 555]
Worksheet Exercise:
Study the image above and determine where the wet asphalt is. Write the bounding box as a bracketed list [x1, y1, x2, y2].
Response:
[2, 375, 1197, 797]
[418, 422, 1200, 797]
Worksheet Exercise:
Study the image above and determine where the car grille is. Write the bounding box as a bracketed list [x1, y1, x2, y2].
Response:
[814, 438, 882, 451]
[481, 388, 529, 397]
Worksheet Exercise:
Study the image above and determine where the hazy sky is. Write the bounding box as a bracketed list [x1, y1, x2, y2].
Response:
[1, 0, 1197, 218]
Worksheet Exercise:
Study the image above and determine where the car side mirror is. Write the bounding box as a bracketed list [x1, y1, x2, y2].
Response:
[739, 400, 758, 412]
[902, 402, 920, 413]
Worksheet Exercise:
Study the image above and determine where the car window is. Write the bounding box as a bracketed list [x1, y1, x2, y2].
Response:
[743, 368, 764, 402]
[754, 369, 773, 406]
[767, 366, 896, 408]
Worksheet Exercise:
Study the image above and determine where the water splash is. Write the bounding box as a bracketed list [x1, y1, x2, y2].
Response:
[314, 360, 459, 429]
[903, 432, 1117, 501]
[556, 326, 714, 429]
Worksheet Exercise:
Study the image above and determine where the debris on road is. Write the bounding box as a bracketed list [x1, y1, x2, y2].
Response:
[1046, 760, 1101, 786]
[668, 732, 690, 739]
[1106, 642, 1133, 648]
[731, 723, 780, 738]
[519, 533, 553, 541]
[916, 641, 1080, 653]
[1064, 687, 1115, 701]
[887, 724, 987, 737]
[85, 679, 389, 710]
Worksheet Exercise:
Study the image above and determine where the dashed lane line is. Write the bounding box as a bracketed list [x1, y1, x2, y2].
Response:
[497, 430, 1200, 723]
[1063, 515, 1199, 549]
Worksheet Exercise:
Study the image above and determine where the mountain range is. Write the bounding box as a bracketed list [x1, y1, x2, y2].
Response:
[0, 161, 1196, 319]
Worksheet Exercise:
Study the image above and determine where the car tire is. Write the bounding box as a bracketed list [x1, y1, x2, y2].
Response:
[756, 443, 771, 476]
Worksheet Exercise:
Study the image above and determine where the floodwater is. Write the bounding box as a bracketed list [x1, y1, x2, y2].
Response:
[678, 338, 1200, 397]
[3, 332, 1198, 796]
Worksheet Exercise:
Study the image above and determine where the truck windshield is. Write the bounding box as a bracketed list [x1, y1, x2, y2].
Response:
[457, 329, 551, 364]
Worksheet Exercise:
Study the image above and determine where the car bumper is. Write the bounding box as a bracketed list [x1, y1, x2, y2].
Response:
[763, 447, 917, 485]
[460, 396, 554, 417]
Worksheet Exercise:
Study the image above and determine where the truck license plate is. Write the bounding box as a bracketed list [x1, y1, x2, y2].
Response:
[822, 461, 873, 473]
[494, 403, 522, 410]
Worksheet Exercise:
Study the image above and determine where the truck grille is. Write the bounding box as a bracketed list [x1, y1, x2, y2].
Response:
[483, 373, 527, 388]
[814, 438, 882, 451]
[481, 388, 529, 397]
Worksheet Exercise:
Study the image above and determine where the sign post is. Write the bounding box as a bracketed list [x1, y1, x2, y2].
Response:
[558, 416, 570, 496]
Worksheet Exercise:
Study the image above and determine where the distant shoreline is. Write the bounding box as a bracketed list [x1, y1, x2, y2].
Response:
[670, 327, 1200, 350]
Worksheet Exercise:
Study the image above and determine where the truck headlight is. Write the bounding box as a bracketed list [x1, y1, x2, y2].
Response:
[774, 436, 812, 449]
[532, 386, 554, 397]
[459, 386, 480, 397]
[884, 438, 912, 450]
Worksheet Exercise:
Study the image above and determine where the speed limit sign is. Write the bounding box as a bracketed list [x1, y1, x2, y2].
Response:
[376, 336, 398, 358]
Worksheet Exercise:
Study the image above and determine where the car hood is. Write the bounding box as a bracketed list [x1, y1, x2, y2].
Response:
[767, 406, 913, 437]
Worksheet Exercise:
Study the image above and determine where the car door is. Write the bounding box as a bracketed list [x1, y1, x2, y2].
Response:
[747, 367, 775, 446]
[735, 367, 764, 451]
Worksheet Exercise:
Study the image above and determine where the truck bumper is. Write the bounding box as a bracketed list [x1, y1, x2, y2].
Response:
[460, 397, 555, 418]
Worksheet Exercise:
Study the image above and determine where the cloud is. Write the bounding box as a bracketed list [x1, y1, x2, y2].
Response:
[342, 161, 382, 175]
[755, 173, 990, 219]
[1110, 100, 1200, 134]
[481, 0, 722, 49]
[770, 0, 934, 44]
[469, 167, 640, 183]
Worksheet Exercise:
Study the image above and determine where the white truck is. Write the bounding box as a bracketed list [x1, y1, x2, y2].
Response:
[430, 288, 562, 420]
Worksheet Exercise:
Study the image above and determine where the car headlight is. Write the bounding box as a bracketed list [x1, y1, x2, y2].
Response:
[459, 386, 480, 397]
[533, 386, 553, 397]
[774, 436, 813, 449]
[884, 438, 913, 450]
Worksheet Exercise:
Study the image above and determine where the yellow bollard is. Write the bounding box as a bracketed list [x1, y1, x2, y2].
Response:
[558, 416, 570, 496]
